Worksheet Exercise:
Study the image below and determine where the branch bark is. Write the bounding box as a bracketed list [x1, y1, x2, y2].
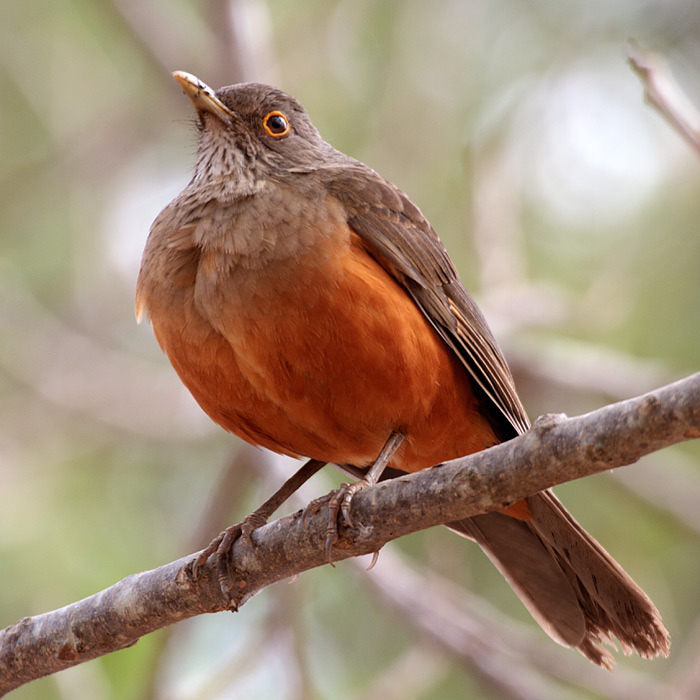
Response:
[1, 373, 699, 696]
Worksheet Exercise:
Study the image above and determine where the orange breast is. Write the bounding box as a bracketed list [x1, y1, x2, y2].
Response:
[148, 227, 498, 472]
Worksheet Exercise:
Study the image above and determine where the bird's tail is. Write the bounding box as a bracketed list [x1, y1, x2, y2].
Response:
[449, 490, 670, 668]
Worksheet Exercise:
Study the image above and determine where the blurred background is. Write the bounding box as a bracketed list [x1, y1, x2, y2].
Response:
[2, 0, 700, 698]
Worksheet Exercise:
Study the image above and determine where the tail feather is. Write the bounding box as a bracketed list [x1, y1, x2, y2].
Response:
[449, 490, 669, 668]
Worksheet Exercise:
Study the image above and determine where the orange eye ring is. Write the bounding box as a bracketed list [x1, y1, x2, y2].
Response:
[263, 111, 290, 137]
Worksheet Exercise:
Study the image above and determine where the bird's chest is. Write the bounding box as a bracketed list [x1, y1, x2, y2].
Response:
[148, 190, 358, 415]
[192, 190, 352, 333]
[144, 191, 484, 467]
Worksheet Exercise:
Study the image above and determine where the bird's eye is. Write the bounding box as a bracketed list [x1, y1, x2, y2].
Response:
[263, 111, 290, 137]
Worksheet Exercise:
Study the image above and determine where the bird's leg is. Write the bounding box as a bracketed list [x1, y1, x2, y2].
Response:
[325, 432, 404, 560]
[191, 458, 325, 600]
[237, 458, 326, 547]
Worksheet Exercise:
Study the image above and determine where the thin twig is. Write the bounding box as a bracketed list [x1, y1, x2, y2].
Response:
[628, 40, 700, 157]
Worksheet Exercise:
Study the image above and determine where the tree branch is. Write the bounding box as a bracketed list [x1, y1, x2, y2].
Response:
[628, 40, 700, 156]
[1, 373, 699, 695]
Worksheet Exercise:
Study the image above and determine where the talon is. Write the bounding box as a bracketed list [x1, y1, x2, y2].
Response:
[239, 511, 268, 549]
[184, 459, 327, 602]
[325, 527, 337, 566]
[192, 532, 225, 580]
[321, 433, 403, 562]
[367, 550, 380, 571]
[340, 483, 361, 527]
[214, 524, 242, 599]
[185, 523, 243, 603]
[327, 485, 344, 524]
[218, 559, 232, 600]
[323, 481, 368, 563]
[302, 492, 330, 527]
[239, 523, 255, 549]
[325, 488, 344, 563]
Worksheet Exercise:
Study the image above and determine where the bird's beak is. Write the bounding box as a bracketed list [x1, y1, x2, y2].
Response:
[172, 71, 237, 123]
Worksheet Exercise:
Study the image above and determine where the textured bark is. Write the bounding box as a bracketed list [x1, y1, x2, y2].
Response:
[1, 373, 698, 695]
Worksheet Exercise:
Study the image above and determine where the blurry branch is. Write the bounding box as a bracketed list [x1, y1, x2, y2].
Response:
[508, 338, 678, 402]
[108, 0, 213, 76]
[628, 40, 700, 157]
[116, 0, 282, 90]
[1, 374, 699, 695]
[188, 446, 275, 549]
[358, 645, 448, 700]
[108, 0, 277, 92]
[223, 0, 279, 84]
[153, 585, 299, 700]
[471, 144, 527, 294]
[354, 549, 665, 700]
[357, 549, 579, 700]
[610, 451, 700, 539]
[481, 41, 700, 541]
[0, 269, 207, 440]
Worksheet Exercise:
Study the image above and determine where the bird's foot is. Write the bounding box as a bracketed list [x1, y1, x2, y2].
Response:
[190, 508, 269, 605]
[324, 481, 368, 559]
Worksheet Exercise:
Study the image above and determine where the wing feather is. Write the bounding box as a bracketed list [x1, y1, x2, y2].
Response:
[320, 164, 529, 437]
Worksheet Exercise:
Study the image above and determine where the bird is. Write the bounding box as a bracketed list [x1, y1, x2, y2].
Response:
[135, 71, 669, 668]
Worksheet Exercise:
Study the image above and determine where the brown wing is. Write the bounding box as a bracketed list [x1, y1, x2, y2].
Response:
[319, 163, 529, 438]
[314, 164, 669, 665]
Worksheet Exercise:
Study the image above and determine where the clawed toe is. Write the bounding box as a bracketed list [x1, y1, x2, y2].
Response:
[192, 530, 226, 581]
[187, 511, 266, 606]
[187, 522, 243, 604]
[239, 511, 268, 549]
[302, 492, 332, 527]
[186, 459, 327, 604]
[324, 480, 370, 562]
[322, 432, 404, 561]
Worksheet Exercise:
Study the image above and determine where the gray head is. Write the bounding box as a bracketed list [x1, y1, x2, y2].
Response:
[173, 72, 339, 182]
